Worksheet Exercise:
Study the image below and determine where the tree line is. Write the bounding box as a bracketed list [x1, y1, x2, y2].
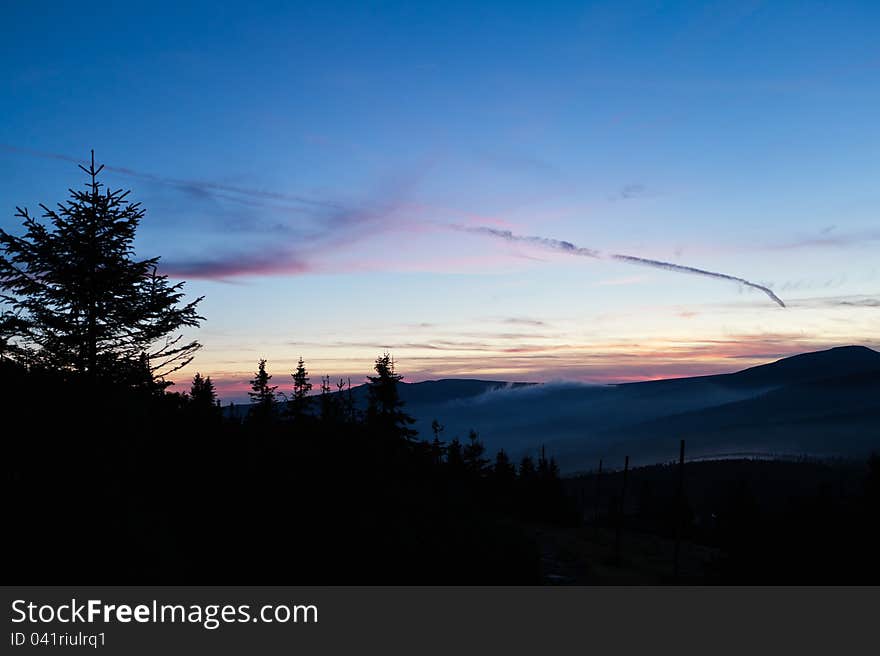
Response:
[1, 153, 574, 583]
[9, 152, 875, 584]
[171, 351, 576, 526]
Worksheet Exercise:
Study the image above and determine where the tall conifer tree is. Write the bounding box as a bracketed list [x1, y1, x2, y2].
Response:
[366, 352, 416, 442]
[0, 152, 203, 385]
[289, 356, 312, 419]
[248, 358, 277, 421]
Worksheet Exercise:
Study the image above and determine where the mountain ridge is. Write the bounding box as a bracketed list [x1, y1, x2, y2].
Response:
[400, 345, 880, 471]
[224, 345, 880, 471]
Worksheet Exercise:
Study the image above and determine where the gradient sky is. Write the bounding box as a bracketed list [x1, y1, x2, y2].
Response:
[2, 1, 879, 402]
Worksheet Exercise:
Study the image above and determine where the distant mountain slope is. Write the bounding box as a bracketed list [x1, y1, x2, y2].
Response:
[328, 378, 534, 407]
[617, 345, 880, 392]
[712, 345, 880, 388]
[403, 346, 880, 471]
[396, 379, 534, 404]
[225, 346, 880, 471]
[225, 378, 533, 419]
[550, 367, 880, 471]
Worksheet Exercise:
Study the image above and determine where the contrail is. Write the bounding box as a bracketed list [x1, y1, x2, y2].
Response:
[1, 144, 787, 304]
[611, 254, 786, 307]
[456, 224, 786, 308]
[0, 143, 339, 209]
[453, 225, 600, 258]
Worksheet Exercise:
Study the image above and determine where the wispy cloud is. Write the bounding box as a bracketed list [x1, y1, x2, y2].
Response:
[456, 225, 786, 308]
[499, 317, 547, 327]
[837, 298, 880, 307]
[612, 183, 656, 201]
[3, 143, 419, 281]
[1, 144, 842, 305]
[1, 143, 338, 211]
[157, 197, 405, 280]
[475, 148, 562, 180]
[159, 197, 404, 279]
[294, 334, 565, 352]
[779, 275, 848, 292]
[452, 225, 600, 258]
[161, 246, 312, 280]
[768, 228, 880, 251]
[785, 294, 880, 309]
[459, 332, 562, 340]
[612, 253, 786, 308]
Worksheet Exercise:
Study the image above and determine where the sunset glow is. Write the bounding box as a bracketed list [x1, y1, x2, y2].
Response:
[2, 2, 878, 403]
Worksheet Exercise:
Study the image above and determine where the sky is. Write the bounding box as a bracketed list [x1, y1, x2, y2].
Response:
[1, 1, 879, 402]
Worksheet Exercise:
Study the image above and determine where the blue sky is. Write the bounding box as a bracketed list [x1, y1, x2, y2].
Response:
[2, 1, 879, 401]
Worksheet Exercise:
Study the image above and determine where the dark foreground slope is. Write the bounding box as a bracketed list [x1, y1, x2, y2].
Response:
[560, 456, 880, 584]
[5, 353, 880, 584]
[3, 361, 574, 584]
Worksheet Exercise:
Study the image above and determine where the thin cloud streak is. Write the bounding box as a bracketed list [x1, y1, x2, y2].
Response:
[454, 225, 601, 258]
[288, 338, 567, 353]
[456, 225, 786, 308]
[1, 143, 339, 210]
[161, 247, 312, 280]
[611, 254, 786, 308]
[0, 145, 811, 304]
[500, 317, 548, 327]
[768, 229, 880, 251]
[786, 294, 880, 309]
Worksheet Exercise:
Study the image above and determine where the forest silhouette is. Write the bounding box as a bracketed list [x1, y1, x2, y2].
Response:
[1, 155, 575, 583]
[2, 155, 879, 584]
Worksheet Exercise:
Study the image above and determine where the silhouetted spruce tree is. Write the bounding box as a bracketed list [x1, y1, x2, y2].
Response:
[317, 377, 345, 424]
[492, 449, 518, 511]
[248, 358, 277, 421]
[227, 401, 240, 425]
[289, 356, 312, 420]
[517, 455, 539, 517]
[0, 310, 30, 362]
[430, 419, 446, 465]
[493, 449, 517, 482]
[329, 378, 346, 423]
[189, 372, 219, 418]
[463, 429, 489, 477]
[519, 455, 537, 482]
[537, 445, 549, 478]
[446, 437, 465, 473]
[430, 437, 445, 466]
[345, 377, 356, 423]
[317, 375, 335, 421]
[190, 372, 216, 403]
[0, 151, 203, 385]
[366, 352, 416, 442]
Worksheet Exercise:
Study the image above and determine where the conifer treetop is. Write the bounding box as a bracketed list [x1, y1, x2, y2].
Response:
[0, 151, 203, 385]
